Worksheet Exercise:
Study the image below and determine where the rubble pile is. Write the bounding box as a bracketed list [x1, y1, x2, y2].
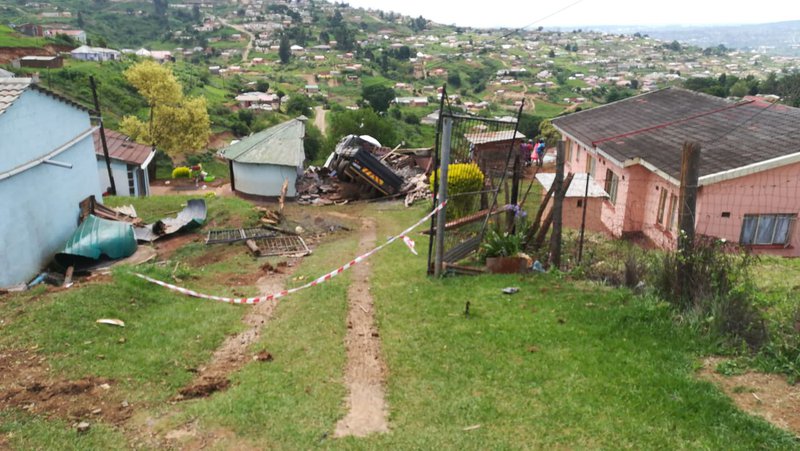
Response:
[296, 135, 433, 207]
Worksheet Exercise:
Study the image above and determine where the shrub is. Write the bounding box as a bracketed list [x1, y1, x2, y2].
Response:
[429, 163, 484, 219]
[172, 166, 191, 179]
[480, 228, 523, 261]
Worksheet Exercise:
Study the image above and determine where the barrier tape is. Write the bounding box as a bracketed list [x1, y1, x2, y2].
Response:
[134, 201, 447, 305]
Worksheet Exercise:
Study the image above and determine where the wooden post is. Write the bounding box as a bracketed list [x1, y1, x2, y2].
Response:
[548, 141, 566, 269]
[90, 76, 116, 196]
[677, 141, 701, 305]
[533, 173, 574, 251]
[433, 116, 453, 277]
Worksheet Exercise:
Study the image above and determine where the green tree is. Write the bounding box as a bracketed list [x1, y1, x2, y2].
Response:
[120, 61, 210, 157]
[303, 122, 324, 162]
[447, 72, 462, 88]
[729, 80, 749, 98]
[279, 36, 291, 64]
[256, 80, 270, 92]
[538, 119, 561, 147]
[285, 95, 312, 116]
[548, 49, 555, 58]
[327, 109, 397, 149]
[361, 84, 396, 113]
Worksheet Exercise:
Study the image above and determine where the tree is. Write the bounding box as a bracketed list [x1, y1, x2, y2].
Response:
[361, 84, 395, 113]
[279, 36, 291, 64]
[256, 80, 270, 92]
[447, 72, 461, 88]
[303, 123, 324, 162]
[729, 80, 749, 98]
[77, 11, 85, 27]
[285, 94, 312, 116]
[120, 61, 210, 157]
[319, 30, 330, 44]
[327, 108, 397, 149]
[538, 119, 561, 147]
[548, 49, 555, 58]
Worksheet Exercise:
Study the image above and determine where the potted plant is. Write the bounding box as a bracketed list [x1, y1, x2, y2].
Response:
[480, 228, 529, 274]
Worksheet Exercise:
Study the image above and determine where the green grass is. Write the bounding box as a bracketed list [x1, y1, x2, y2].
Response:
[1, 200, 798, 449]
[0, 25, 47, 47]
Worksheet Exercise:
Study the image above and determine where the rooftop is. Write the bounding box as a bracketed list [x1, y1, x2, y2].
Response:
[552, 87, 800, 180]
[220, 117, 306, 167]
[93, 129, 154, 166]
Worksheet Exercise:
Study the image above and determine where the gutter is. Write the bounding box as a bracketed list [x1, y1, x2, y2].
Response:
[699, 151, 800, 186]
[140, 148, 157, 170]
[0, 126, 98, 181]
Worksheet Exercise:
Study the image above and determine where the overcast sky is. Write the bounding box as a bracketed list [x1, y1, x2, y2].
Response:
[343, 0, 800, 29]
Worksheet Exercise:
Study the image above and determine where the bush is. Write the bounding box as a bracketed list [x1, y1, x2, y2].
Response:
[429, 163, 484, 219]
[172, 166, 191, 179]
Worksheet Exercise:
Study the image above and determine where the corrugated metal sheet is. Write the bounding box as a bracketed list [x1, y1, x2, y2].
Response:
[55, 214, 137, 266]
[93, 129, 154, 166]
[220, 117, 306, 167]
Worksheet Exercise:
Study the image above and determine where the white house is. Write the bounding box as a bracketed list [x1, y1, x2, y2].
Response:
[93, 129, 155, 196]
[70, 45, 121, 62]
[220, 116, 307, 198]
[0, 78, 102, 287]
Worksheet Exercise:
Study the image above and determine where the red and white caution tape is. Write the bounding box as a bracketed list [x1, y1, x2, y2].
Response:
[134, 201, 446, 305]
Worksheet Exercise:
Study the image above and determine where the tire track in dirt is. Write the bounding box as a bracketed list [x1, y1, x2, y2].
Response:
[175, 271, 288, 400]
[334, 218, 389, 437]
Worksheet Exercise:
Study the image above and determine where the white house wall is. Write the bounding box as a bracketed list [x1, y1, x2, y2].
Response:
[0, 89, 102, 287]
[96, 158, 133, 196]
[233, 162, 298, 197]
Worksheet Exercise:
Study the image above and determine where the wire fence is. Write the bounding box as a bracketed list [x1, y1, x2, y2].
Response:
[427, 95, 526, 272]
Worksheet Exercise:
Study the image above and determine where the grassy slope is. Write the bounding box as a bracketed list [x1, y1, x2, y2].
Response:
[0, 25, 46, 48]
[1, 200, 797, 448]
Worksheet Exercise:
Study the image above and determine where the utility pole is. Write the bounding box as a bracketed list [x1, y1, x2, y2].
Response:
[433, 116, 453, 277]
[549, 141, 565, 269]
[90, 76, 116, 196]
[677, 141, 701, 306]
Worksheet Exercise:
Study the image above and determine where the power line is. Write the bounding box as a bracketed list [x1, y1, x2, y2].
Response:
[485, 0, 587, 45]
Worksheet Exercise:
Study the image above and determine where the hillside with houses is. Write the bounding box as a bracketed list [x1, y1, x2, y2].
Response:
[2, 1, 800, 449]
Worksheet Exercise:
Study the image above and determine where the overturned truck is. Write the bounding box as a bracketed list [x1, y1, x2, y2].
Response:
[325, 135, 404, 197]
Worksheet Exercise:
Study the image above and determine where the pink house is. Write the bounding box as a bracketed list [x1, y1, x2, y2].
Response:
[551, 87, 800, 256]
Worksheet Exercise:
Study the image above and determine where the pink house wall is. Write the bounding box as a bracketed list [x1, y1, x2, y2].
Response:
[561, 136, 800, 256]
[697, 161, 800, 256]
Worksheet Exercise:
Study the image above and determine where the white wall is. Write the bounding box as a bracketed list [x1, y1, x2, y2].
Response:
[233, 162, 298, 197]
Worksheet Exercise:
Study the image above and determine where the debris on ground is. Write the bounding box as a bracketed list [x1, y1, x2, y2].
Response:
[134, 199, 207, 242]
[177, 377, 230, 400]
[96, 319, 125, 327]
[254, 351, 273, 362]
[296, 135, 432, 206]
[502, 287, 520, 295]
[76, 421, 91, 433]
[55, 215, 138, 268]
[79, 195, 141, 225]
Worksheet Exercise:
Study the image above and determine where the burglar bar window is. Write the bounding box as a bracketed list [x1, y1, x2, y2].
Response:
[740, 214, 796, 245]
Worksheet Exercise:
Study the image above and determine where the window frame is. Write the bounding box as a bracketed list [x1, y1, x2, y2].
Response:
[740, 214, 796, 246]
[656, 188, 668, 225]
[666, 193, 678, 230]
[604, 169, 619, 205]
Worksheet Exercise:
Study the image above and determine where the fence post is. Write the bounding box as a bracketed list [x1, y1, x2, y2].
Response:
[677, 141, 701, 305]
[90, 76, 116, 196]
[549, 141, 565, 269]
[433, 116, 453, 277]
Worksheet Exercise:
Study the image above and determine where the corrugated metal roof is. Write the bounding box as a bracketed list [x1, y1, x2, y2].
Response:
[464, 130, 526, 145]
[536, 173, 609, 198]
[220, 117, 306, 166]
[93, 129, 154, 166]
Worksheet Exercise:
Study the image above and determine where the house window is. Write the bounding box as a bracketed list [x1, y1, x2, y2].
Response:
[740, 214, 795, 246]
[585, 155, 596, 177]
[127, 166, 136, 196]
[565, 138, 572, 162]
[656, 189, 668, 225]
[604, 169, 619, 204]
[666, 194, 678, 230]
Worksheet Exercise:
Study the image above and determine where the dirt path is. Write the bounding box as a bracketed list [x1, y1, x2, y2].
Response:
[175, 274, 286, 400]
[314, 105, 328, 136]
[699, 357, 800, 437]
[218, 17, 255, 63]
[333, 218, 389, 437]
[149, 182, 233, 197]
